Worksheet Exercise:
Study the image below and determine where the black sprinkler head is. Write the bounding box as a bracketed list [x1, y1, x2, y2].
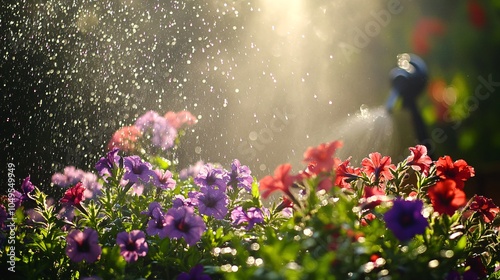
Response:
[385, 53, 432, 157]
[386, 53, 428, 112]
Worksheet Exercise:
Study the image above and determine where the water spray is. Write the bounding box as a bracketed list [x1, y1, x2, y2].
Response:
[386, 53, 431, 157]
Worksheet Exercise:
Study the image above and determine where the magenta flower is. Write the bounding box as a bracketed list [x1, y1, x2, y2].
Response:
[60, 182, 86, 207]
[65, 228, 102, 263]
[384, 199, 428, 242]
[153, 169, 176, 190]
[116, 230, 148, 263]
[194, 164, 230, 191]
[191, 186, 229, 220]
[123, 156, 157, 185]
[164, 206, 206, 246]
[231, 206, 265, 230]
[227, 159, 253, 192]
[177, 264, 211, 280]
[95, 148, 120, 177]
[0, 205, 7, 229]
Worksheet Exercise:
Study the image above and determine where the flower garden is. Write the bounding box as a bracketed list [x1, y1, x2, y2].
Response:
[1, 110, 499, 279]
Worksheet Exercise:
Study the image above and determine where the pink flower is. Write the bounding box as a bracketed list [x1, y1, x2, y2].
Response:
[107, 126, 142, 153]
[164, 110, 198, 129]
[406, 145, 432, 175]
[361, 152, 396, 182]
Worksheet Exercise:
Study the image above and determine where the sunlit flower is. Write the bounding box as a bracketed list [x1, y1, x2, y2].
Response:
[227, 159, 253, 192]
[153, 169, 176, 190]
[107, 126, 142, 153]
[406, 145, 432, 175]
[435, 156, 475, 190]
[172, 195, 197, 209]
[194, 164, 230, 190]
[191, 186, 228, 220]
[164, 206, 206, 246]
[177, 264, 211, 280]
[303, 140, 342, 174]
[384, 199, 428, 242]
[231, 206, 265, 230]
[428, 179, 467, 215]
[141, 201, 163, 218]
[95, 148, 120, 177]
[259, 163, 297, 199]
[469, 196, 499, 223]
[361, 152, 396, 182]
[123, 155, 157, 185]
[60, 182, 85, 207]
[65, 228, 102, 263]
[116, 230, 148, 263]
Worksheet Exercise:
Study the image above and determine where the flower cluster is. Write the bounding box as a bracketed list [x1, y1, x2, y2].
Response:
[1, 112, 499, 279]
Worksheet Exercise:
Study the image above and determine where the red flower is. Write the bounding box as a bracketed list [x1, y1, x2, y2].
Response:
[435, 156, 475, 189]
[406, 145, 432, 175]
[60, 182, 86, 206]
[468, 0, 486, 29]
[427, 179, 467, 216]
[334, 157, 360, 188]
[361, 152, 396, 182]
[469, 196, 499, 223]
[412, 18, 446, 55]
[303, 141, 342, 174]
[107, 126, 142, 153]
[259, 164, 297, 199]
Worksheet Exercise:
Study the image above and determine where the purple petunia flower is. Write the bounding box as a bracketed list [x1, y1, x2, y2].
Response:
[21, 176, 35, 195]
[65, 228, 102, 263]
[172, 195, 196, 209]
[153, 169, 176, 190]
[190, 186, 228, 220]
[194, 164, 230, 191]
[227, 159, 253, 192]
[135, 110, 178, 150]
[177, 264, 212, 280]
[231, 206, 265, 230]
[384, 198, 429, 242]
[164, 206, 206, 246]
[116, 230, 149, 263]
[141, 202, 163, 218]
[95, 148, 120, 177]
[123, 156, 157, 185]
[13, 176, 36, 205]
[147, 210, 168, 238]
